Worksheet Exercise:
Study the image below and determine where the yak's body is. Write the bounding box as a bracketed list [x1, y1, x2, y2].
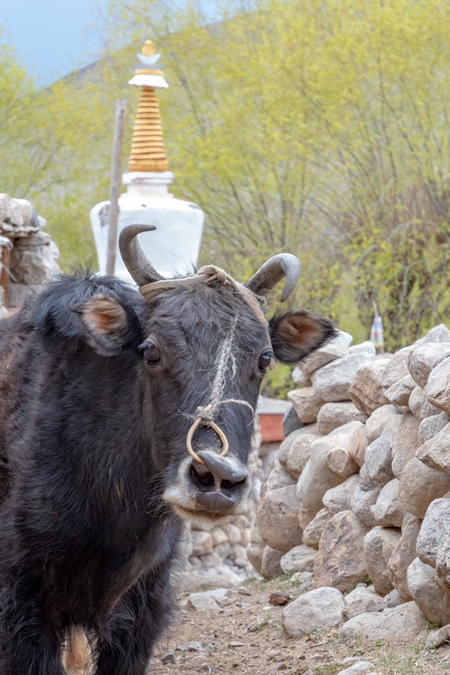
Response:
[0, 275, 185, 674]
[0, 244, 335, 674]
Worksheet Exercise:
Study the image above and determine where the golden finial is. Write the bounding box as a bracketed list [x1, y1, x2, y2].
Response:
[141, 40, 156, 57]
[128, 39, 169, 173]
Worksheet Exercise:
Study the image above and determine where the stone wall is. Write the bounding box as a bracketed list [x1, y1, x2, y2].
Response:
[9, 232, 60, 307]
[248, 325, 450, 640]
[0, 194, 59, 307]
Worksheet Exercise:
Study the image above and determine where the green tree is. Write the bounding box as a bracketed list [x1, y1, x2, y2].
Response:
[98, 0, 450, 354]
[0, 28, 116, 265]
[5, 0, 450, 370]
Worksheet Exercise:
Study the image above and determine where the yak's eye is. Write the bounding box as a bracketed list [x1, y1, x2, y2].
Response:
[143, 343, 161, 364]
[258, 352, 273, 371]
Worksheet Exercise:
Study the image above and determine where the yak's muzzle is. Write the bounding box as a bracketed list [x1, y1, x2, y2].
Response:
[163, 450, 251, 523]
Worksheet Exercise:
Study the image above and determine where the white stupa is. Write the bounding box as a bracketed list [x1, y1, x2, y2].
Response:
[90, 40, 204, 282]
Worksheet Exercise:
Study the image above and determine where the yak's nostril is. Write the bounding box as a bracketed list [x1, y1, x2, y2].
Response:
[196, 451, 248, 484]
[221, 477, 246, 491]
[190, 464, 215, 489]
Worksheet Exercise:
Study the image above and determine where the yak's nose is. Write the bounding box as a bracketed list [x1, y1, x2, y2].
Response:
[188, 450, 248, 512]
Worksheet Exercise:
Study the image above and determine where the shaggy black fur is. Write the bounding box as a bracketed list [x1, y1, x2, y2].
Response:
[0, 272, 336, 674]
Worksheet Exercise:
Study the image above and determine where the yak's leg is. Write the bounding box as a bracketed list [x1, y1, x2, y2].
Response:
[95, 562, 175, 675]
[0, 593, 65, 675]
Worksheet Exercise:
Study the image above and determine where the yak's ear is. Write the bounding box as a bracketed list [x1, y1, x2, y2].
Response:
[71, 294, 129, 357]
[269, 310, 337, 364]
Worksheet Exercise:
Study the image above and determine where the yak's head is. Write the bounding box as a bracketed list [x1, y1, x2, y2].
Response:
[71, 225, 337, 525]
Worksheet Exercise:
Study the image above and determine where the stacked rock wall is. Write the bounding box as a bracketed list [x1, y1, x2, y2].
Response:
[248, 324, 450, 636]
[0, 194, 59, 307]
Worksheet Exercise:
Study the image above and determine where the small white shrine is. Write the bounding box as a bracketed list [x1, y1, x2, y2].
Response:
[90, 40, 204, 282]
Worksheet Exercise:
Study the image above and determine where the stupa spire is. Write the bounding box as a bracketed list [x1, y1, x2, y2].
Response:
[91, 36, 204, 284]
[128, 40, 169, 172]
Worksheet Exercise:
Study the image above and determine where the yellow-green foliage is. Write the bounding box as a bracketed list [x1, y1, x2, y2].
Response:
[0, 28, 116, 265]
[3, 2, 450, 370]
[100, 0, 450, 353]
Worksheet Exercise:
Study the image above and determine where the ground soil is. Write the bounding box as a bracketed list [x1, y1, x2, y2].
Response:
[149, 576, 450, 675]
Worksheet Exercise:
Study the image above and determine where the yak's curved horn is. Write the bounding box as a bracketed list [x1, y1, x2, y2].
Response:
[119, 224, 164, 286]
[245, 253, 301, 302]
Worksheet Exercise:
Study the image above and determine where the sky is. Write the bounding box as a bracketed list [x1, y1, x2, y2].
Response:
[2, 0, 100, 84]
[2, 0, 217, 85]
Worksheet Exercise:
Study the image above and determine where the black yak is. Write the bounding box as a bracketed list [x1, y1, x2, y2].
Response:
[0, 224, 336, 674]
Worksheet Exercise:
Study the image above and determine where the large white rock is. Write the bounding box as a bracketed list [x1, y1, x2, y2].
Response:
[424, 358, 450, 415]
[416, 498, 450, 568]
[187, 588, 230, 611]
[391, 414, 421, 478]
[291, 366, 311, 387]
[286, 433, 320, 479]
[408, 343, 450, 389]
[415, 324, 450, 346]
[323, 475, 360, 515]
[278, 425, 319, 466]
[365, 405, 399, 444]
[312, 352, 376, 403]
[297, 435, 347, 529]
[280, 545, 317, 575]
[364, 527, 401, 595]
[384, 374, 416, 407]
[351, 466, 383, 529]
[336, 662, 376, 675]
[282, 586, 346, 637]
[260, 459, 296, 498]
[314, 511, 368, 592]
[327, 445, 360, 479]
[364, 424, 397, 486]
[347, 424, 369, 467]
[350, 359, 389, 415]
[344, 585, 385, 619]
[257, 485, 302, 553]
[416, 422, 450, 475]
[398, 458, 450, 519]
[380, 346, 412, 391]
[287, 387, 325, 424]
[317, 401, 367, 435]
[387, 512, 422, 601]
[435, 526, 450, 590]
[419, 412, 450, 444]
[407, 557, 450, 626]
[339, 602, 426, 644]
[349, 341, 376, 356]
[299, 344, 348, 379]
[409, 385, 442, 421]
[370, 479, 404, 528]
[331, 330, 354, 348]
[260, 546, 283, 579]
[302, 508, 331, 549]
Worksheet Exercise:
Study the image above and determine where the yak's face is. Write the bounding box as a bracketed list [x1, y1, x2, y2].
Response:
[74, 277, 336, 526]
[137, 283, 272, 525]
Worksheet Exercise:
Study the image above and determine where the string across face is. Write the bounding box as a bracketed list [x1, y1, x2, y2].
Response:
[139, 265, 269, 464]
[185, 316, 256, 464]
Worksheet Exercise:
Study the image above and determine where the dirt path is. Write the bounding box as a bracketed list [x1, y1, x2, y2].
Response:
[149, 576, 450, 675]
